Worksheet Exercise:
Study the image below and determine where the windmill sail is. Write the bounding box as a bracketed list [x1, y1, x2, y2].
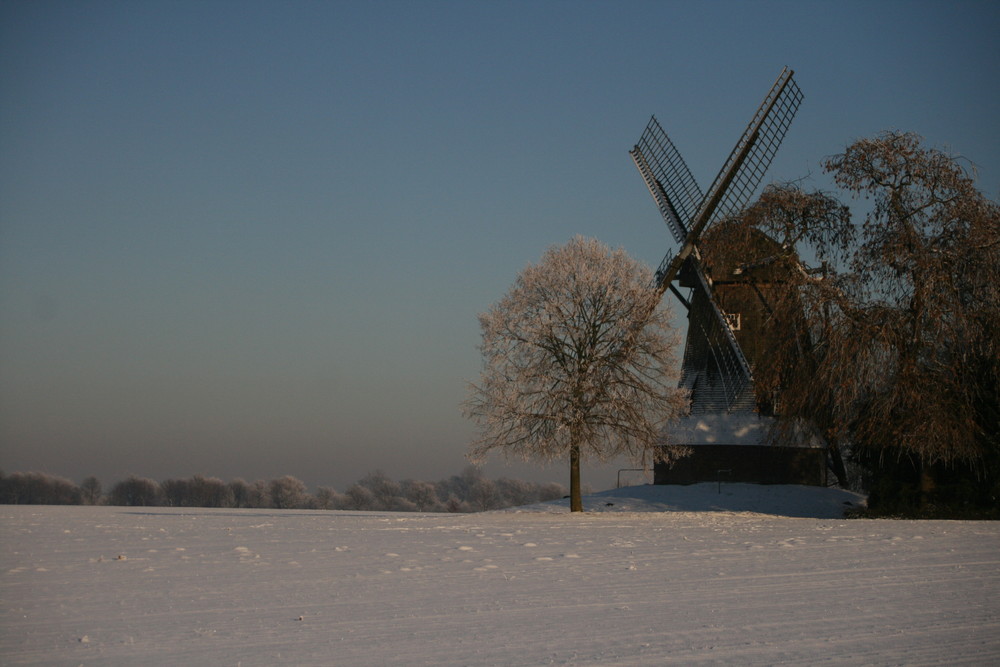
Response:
[630, 117, 703, 244]
[703, 67, 803, 227]
[680, 263, 754, 412]
[631, 67, 803, 414]
[654, 67, 803, 291]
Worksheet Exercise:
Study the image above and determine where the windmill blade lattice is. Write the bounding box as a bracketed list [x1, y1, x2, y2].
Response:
[630, 67, 803, 414]
[687, 261, 754, 406]
[640, 68, 803, 296]
[630, 116, 704, 244]
[700, 67, 803, 231]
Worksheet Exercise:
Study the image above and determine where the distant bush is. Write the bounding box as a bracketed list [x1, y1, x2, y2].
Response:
[0, 467, 568, 513]
[270, 475, 307, 509]
[109, 476, 163, 507]
[0, 471, 81, 505]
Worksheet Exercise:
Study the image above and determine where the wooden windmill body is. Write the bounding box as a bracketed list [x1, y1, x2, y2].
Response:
[630, 68, 827, 486]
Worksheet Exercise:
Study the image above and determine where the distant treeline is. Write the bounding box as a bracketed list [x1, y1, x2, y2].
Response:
[0, 467, 569, 512]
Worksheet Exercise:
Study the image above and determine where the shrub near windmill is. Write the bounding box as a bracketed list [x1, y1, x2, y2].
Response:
[630, 68, 834, 486]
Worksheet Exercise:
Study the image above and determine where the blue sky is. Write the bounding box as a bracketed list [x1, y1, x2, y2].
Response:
[2, 0, 998, 492]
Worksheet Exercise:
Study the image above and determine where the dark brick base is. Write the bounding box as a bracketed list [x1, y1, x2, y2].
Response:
[655, 445, 827, 486]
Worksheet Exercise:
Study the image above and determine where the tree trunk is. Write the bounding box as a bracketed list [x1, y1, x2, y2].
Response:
[828, 439, 849, 488]
[920, 461, 936, 511]
[569, 442, 583, 512]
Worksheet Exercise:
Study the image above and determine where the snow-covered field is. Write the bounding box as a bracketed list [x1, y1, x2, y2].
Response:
[3, 484, 999, 666]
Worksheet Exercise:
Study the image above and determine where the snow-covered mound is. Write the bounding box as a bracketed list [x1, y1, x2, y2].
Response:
[513, 483, 866, 518]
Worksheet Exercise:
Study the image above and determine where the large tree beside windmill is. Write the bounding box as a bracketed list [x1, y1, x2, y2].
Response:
[464, 236, 689, 511]
[719, 132, 1000, 510]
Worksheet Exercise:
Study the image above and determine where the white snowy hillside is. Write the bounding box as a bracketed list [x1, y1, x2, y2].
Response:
[3, 486, 999, 666]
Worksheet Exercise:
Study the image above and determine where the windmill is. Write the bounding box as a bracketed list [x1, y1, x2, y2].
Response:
[630, 67, 826, 485]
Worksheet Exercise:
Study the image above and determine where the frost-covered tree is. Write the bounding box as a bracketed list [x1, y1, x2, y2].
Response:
[358, 470, 402, 510]
[160, 475, 232, 507]
[109, 475, 162, 506]
[343, 483, 375, 511]
[269, 475, 307, 509]
[537, 481, 568, 503]
[315, 486, 343, 510]
[191, 475, 232, 507]
[402, 480, 439, 511]
[465, 236, 687, 511]
[0, 472, 81, 505]
[495, 478, 533, 507]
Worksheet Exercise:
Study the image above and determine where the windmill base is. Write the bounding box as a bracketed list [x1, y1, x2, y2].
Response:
[654, 444, 828, 486]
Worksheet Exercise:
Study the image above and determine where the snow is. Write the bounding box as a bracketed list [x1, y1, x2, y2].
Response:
[511, 482, 866, 518]
[671, 412, 773, 445]
[668, 412, 824, 448]
[3, 485, 999, 666]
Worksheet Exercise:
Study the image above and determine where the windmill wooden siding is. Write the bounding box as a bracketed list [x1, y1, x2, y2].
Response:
[657, 232, 828, 487]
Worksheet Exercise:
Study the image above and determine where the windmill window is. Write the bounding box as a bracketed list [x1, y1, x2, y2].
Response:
[724, 312, 741, 331]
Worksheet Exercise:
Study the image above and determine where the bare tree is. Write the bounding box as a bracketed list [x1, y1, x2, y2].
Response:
[247, 479, 270, 508]
[469, 477, 500, 512]
[444, 494, 469, 513]
[228, 478, 251, 508]
[160, 478, 189, 507]
[465, 236, 687, 511]
[822, 132, 999, 470]
[80, 476, 103, 505]
[703, 131, 999, 508]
